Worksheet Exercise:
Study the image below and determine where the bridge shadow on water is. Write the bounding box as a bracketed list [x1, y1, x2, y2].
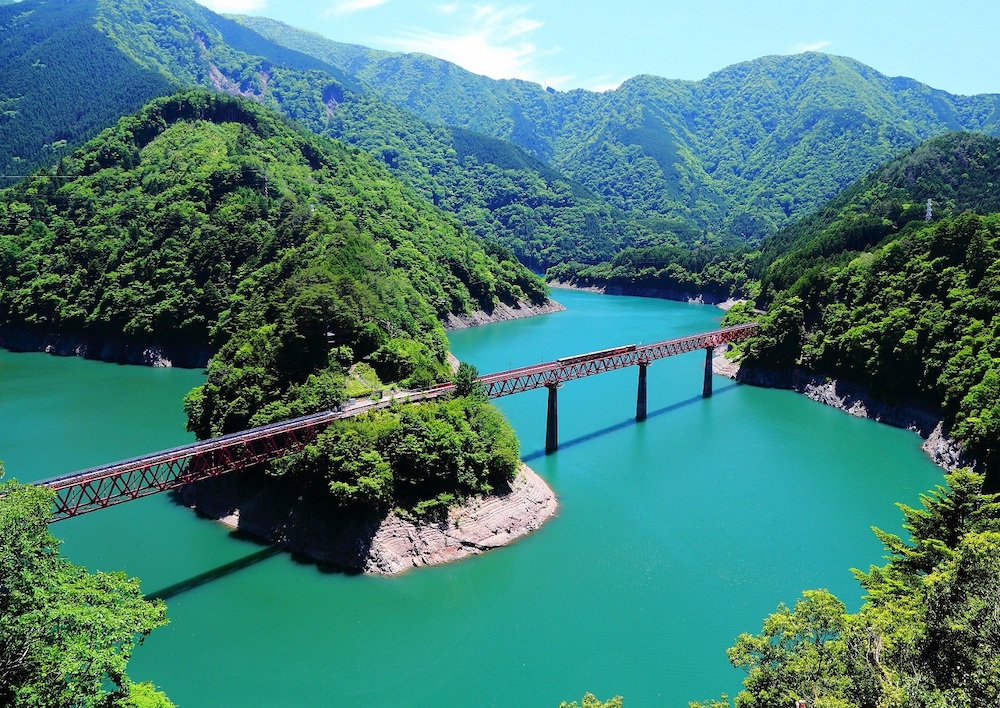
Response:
[521, 381, 741, 462]
[143, 383, 742, 595]
[144, 536, 282, 601]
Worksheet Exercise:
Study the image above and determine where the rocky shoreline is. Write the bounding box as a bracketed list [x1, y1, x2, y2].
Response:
[443, 298, 565, 330]
[177, 463, 558, 575]
[0, 326, 209, 367]
[713, 353, 973, 472]
[2, 297, 565, 575]
[547, 279, 730, 306]
[0, 296, 562, 367]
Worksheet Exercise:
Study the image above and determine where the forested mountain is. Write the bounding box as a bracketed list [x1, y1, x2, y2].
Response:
[0, 91, 533, 703]
[0, 0, 175, 176]
[234, 18, 1000, 239]
[5, 0, 1000, 272]
[0, 0, 631, 270]
[758, 131, 1000, 296]
[0, 88, 543, 353]
[0, 89, 533, 512]
[698, 133, 1000, 708]
[715, 132, 1000, 473]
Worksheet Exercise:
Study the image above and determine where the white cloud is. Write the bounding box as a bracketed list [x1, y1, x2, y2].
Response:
[791, 40, 832, 54]
[381, 4, 562, 86]
[199, 0, 266, 12]
[586, 77, 626, 93]
[326, 0, 389, 17]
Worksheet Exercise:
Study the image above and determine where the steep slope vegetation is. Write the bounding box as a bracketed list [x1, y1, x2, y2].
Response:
[758, 132, 1000, 296]
[0, 0, 628, 270]
[8, 0, 1000, 270]
[238, 17, 1000, 239]
[0, 89, 538, 513]
[0, 0, 175, 179]
[0, 90, 544, 359]
[728, 133, 1000, 472]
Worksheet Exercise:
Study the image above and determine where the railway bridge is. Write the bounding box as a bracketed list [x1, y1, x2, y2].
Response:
[34, 323, 757, 521]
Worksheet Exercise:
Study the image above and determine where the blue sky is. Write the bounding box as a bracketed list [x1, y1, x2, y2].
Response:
[198, 0, 1000, 96]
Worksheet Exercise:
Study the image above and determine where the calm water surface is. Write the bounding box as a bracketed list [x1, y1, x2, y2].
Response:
[2, 290, 943, 706]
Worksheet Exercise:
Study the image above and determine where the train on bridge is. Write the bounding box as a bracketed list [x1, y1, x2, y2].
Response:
[34, 323, 758, 522]
[556, 344, 636, 366]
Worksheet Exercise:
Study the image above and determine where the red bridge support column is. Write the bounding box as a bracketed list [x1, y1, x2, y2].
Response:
[546, 383, 559, 453]
[636, 363, 648, 421]
[703, 347, 714, 398]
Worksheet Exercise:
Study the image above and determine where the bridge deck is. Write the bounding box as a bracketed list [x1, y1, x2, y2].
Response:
[32, 323, 756, 521]
[478, 322, 757, 397]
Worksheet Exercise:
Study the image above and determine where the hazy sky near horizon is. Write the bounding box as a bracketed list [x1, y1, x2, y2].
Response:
[197, 0, 999, 96]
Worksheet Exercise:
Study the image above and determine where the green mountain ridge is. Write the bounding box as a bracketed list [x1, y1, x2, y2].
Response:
[759, 131, 1000, 295]
[0, 0, 631, 270]
[0, 89, 544, 360]
[234, 16, 1000, 237]
[717, 131, 1000, 473]
[5, 0, 1000, 272]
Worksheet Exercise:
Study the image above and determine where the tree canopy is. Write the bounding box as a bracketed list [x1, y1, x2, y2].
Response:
[692, 471, 1000, 707]
[0, 466, 174, 708]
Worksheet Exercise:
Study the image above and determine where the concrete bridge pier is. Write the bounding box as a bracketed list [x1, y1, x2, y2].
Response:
[703, 347, 714, 398]
[545, 383, 560, 453]
[636, 363, 648, 421]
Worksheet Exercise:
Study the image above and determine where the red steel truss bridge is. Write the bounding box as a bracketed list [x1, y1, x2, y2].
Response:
[34, 323, 756, 522]
[477, 322, 758, 398]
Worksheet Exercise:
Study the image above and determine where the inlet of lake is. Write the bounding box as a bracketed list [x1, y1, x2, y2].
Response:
[1, 289, 944, 706]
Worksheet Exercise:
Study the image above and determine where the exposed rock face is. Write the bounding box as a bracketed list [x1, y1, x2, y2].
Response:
[714, 354, 973, 471]
[363, 465, 558, 574]
[177, 463, 558, 574]
[0, 327, 209, 367]
[443, 299, 565, 330]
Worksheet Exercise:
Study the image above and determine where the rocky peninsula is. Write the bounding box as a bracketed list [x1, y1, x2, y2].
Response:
[178, 463, 558, 575]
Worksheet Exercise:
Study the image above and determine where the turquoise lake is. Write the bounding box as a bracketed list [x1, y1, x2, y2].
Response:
[1, 289, 944, 706]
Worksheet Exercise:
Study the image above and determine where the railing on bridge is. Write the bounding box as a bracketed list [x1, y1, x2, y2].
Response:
[477, 323, 757, 397]
[35, 387, 454, 522]
[33, 323, 756, 521]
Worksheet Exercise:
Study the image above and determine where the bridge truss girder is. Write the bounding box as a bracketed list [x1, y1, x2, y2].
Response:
[43, 417, 334, 522]
[34, 323, 757, 522]
[479, 323, 756, 398]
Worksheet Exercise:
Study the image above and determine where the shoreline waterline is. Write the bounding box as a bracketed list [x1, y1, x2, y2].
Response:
[188, 462, 558, 575]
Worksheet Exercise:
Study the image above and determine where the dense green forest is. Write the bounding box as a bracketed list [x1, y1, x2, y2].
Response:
[234, 18, 1000, 240]
[0, 86, 541, 704]
[0, 0, 175, 181]
[7, 1, 1000, 702]
[0, 0, 632, 270]
[553, 131, 1000, 301]
[713, 133, 1000, 473]
[544, 131, 1000, 707]
[0, 89, 534, 511]
[0, 90, 543, 349]
[692, 471, 1000, 707]
[0, 464, 175, 707]
[6, 0, 1000, 273]
[546, 238, 759, 301]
